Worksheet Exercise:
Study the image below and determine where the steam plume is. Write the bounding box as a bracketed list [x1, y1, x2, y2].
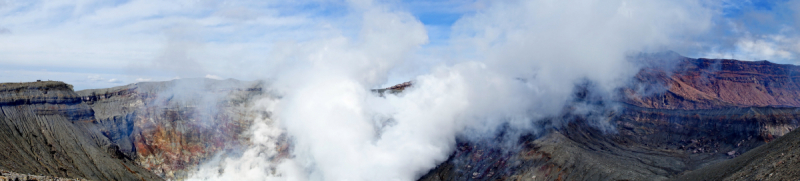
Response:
[190, 0, 715, 180]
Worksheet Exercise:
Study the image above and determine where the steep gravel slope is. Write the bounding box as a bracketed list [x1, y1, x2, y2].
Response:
[672, 125, 800, 181]
[0, 81, 162, 181]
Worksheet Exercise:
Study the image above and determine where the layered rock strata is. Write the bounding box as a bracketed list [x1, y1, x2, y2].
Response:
[0, 81, 162, 181]
[625, 57, 800, 109]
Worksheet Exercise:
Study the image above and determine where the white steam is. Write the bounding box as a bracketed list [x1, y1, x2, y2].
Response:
[190, 0, 714, 180]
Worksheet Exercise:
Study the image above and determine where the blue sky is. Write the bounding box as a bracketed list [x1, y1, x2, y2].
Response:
[0, 0, 798, 90]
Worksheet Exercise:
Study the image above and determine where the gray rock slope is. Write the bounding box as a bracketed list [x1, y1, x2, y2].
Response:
[671, 123, 800, 181]
[0, 81, 162, 181]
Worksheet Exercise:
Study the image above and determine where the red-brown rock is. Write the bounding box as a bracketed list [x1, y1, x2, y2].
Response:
[625, 58, 800, 109]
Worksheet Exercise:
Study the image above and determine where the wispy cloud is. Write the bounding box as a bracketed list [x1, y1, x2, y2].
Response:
[204, 74, 222, 80]
[690, 0, 800, 63]
[1, 0, 795, 90]
[0, 0, 340, 89]
[134, 78, 152, 82]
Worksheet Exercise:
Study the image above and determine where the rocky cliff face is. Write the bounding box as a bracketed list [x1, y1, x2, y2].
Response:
[420, 56, 800, 180]
[76, 78, 271, 180]
[421, 106, 800, 180]
[0, 81, 162, 181]
[4, 55, 794, 181]
[624, 57, 800, 110]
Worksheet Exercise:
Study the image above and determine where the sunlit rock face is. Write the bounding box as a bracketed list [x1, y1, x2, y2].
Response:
[0, 81, 163, 181]
[624, 57, 800, 110]
[77, 78, 270, 180]
[421, 56, 800, 180]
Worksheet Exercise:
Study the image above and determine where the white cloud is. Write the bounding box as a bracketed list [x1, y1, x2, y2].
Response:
[88, 75, 122, 84]
[704, 34, 798, 62]
[694, 0, 800, 63]
[736, 36, 793, 60]
[205, 74, 223, 80]
[0, 0, 331, 83]
[87, 75, 102, 82]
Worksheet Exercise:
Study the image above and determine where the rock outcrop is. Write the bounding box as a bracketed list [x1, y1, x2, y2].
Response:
[0, 81, 162, 181]
[373, 81, 413, 96]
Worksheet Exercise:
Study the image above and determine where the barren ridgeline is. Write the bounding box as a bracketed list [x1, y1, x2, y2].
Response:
[1, 54, 800, 180]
